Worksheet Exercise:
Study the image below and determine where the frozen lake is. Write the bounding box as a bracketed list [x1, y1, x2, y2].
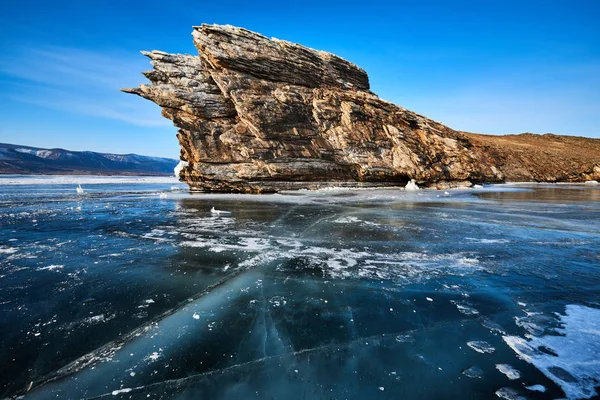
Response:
[1, 176, 599, 399]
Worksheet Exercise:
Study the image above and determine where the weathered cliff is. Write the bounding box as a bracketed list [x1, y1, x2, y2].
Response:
[123, 24, 600, 192]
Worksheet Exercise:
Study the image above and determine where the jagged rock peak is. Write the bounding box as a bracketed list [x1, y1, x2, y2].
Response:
[191, 24, 370, 90]
[122, 24, 600, 192]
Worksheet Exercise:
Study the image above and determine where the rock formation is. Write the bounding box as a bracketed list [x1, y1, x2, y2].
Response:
[122, 24, 600, 192]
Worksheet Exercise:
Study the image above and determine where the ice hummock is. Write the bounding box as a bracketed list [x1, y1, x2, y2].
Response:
[404, 179, 419, 191]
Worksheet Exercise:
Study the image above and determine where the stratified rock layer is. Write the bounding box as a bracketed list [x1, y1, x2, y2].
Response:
[123, 24, 600, 192]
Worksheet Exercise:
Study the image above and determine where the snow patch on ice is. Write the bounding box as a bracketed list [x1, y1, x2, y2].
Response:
[495, 387, 526, 400]
[495, 364, 521, 380]
[111, 388, 132, 395]
[525, 384, 546, 392]
[503, 304, 600, 400]
[145, 351, 161, 363]
[333, 216, 362, 224]
[0, 246, 18, 255]
[465, 237, 510, 244]
[451, 300, 479, 316]
[462, 365, 484, 379]
[39, 264, 64, 271]
[467, 341, 495, 354]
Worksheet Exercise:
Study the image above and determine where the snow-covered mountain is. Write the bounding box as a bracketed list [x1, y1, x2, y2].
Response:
[0, 143, 179, 175]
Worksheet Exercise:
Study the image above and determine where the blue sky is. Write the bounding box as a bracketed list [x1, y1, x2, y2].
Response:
[1, 0, 599, 158]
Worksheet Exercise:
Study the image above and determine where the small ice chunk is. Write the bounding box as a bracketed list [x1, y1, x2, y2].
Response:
[146, 352, 160, 362]
[495, 387, 526, 400]
[584, 180, 598, 185]
[467, 341, 495, 354]
[426, 297, 433, 302]
[405, 179, 419, 191]
[192, 313, 200, 320]
[462, 365, 484, 379]
[159, 192, 168, 199]
[333, 216, 361, 224]
[451, 300, 479, 316]
[525, 384, 546, 392]
[174, 160, 188, 177]
[112, 388, 132, 395]
[210, 207, 231, 215]
[378, 387, 385, 391]
[145, 299, 155, 304]
[495, 364, 521, 380]
[395, 334, 414, 343]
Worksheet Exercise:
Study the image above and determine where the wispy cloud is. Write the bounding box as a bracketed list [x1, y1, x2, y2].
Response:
[379, 60, 600, 137]
[0, 45, 169, 127]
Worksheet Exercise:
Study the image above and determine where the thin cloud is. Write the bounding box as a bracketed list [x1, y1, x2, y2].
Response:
[0, 44, 167, 127]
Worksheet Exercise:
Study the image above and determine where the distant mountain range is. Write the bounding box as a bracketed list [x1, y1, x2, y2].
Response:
[0, 143, 179, 176]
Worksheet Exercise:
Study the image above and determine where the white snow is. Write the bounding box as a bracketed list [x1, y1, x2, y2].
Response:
[525, 384, 546, 392]
[405, 179, 419, 191]
[0, 246, 18, 255]
[210, 206, 231, 215]
[174, 160, 188, 177]
[495, 387, 526, 400]
[495, 364, 521, 380]
[503, 304, 600, 400]
[467, 341, 495, 354]
[38, 264, 64, 271]
[332, 216, 362, 224]
[451, 300, 479, 316]
[111, 388, 132, 395]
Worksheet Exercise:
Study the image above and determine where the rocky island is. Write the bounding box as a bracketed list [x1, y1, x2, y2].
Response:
[123, 24, 600, 192]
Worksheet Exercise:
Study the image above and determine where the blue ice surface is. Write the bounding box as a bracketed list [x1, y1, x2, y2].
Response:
[1, 176, 599, 399]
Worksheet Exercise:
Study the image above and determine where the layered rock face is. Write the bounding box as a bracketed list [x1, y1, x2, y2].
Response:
[123, 24, 600, 192]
